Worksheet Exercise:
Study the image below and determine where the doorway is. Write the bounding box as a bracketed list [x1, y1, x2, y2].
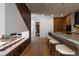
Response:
[35, 22, 40, 36]
[31, 21, 40, 38]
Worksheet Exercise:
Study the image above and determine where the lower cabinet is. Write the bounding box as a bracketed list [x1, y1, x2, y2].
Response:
[6, 39, 30, 56]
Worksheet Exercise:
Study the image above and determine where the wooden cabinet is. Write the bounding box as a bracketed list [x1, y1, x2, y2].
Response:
[66, 15, 71, 25]
[6, 39, 30, 56]
[54, 15, 71, 32]
[54, 17, 66, 32]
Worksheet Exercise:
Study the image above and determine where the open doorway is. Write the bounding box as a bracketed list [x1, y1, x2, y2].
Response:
[35, 22, 40, 36]
[31, 21, 40, 38]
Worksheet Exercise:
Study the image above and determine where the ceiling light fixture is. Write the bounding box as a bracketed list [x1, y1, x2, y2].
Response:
[51, 14, 54, 16]
[60, 14, 63, 17]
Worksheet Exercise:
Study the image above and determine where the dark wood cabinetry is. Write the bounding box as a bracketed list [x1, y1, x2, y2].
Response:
[75, 12, 79, 25]
[54, 17, 66, 32]
[6, 39, 30, 56]
[54, 15, 71, 32]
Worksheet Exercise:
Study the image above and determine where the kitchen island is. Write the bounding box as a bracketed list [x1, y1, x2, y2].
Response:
[49, 32, 79, 55]
[0, 37, 30, 56]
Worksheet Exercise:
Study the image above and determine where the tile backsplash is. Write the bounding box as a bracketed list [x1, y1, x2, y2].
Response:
[72, 27, 79, 33]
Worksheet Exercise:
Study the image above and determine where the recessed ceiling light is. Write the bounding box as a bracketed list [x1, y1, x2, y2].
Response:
[60, 14, 63, 16]
[51, 15, 54, 16]
[41, 14, 45, 16]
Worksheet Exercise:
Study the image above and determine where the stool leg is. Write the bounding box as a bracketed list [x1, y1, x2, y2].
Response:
[50, 44, 56, 56]
[55, 50, 58, 56]
[54, 45, 56, 56]
[55, 50, 60, 56]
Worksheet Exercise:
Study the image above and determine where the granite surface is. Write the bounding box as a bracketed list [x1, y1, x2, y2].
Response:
[51, 32, 79, 45]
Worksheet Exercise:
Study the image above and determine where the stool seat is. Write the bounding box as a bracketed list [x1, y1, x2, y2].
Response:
[47, 36, 52, 39]
[49, 38, 60, 44]
[56, 44, 75, 55]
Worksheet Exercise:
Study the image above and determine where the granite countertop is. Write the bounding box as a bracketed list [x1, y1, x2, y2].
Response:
[0, 37, 29, 56]
[51, 32, 79, 45]
[0, 37, 22, 50]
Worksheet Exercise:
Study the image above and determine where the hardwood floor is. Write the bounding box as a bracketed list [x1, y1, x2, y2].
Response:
[21, 36, 50, 56]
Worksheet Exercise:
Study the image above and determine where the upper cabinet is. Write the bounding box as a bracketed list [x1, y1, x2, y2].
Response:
[54, 15, 72, 32]
[54, 17, 66, 32]
[74, 12, 79, 28]
[66, 15, 71, 25]
[75, 12, 79, 25]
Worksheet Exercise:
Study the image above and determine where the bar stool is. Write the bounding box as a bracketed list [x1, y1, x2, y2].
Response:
[46, 36, 53, 47]
[47, 36, 60, 55]
[56, 44, 75, 56]
[47, 36, 56, 47]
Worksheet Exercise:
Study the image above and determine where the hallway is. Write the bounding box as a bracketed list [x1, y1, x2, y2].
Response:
[21, 36, 50, 56]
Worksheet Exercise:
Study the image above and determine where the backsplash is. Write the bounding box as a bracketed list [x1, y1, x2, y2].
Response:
[72, 27, 79, 33]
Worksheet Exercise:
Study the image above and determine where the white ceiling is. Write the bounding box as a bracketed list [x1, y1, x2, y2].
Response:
[26, 3, 79, 17]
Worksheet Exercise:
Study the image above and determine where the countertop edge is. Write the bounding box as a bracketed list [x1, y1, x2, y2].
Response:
[0, 38, 29, 56]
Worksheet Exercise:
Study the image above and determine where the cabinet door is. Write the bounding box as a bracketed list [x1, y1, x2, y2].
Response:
[75, 12, 79, 25]
[7, 48, 19, 56]
[6, 39, 30, 56]
[17, 41, 27, 55]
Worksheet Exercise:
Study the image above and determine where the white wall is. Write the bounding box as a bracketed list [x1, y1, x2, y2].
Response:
[21, 31, 29, 40]
[31, 14, 40, 37]
[5, 4, 28, 35]
[0, 4, 5, 34]
[31, 21, 36, 36]
[0, 3, 29, 39]
[40, 16, 53, 38]
[31, 14, 54, 38]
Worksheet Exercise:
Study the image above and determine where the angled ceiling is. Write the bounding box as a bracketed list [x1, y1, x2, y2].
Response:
[26, 3, 79, 17]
